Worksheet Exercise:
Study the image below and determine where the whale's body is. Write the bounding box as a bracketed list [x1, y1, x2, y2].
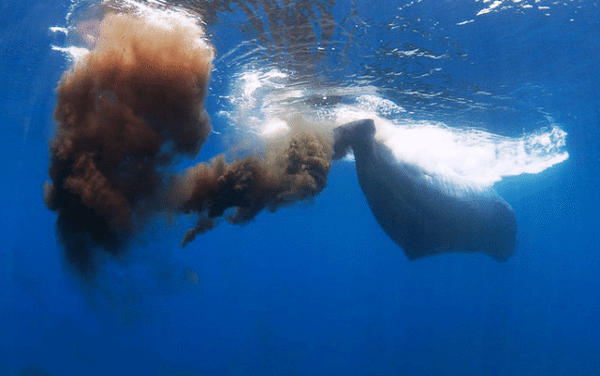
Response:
[333, 119, 517, 261]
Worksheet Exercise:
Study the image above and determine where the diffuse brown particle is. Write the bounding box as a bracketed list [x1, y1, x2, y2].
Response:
[44, 11, 214, 276]
[45, 9, 335, 278]
[177, 131, 332, 247]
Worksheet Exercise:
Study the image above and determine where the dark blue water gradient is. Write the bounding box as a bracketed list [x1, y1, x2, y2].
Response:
[1, 1, 599, 375]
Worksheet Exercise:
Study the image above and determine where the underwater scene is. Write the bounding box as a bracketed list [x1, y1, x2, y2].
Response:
[1, 0, 599, 375]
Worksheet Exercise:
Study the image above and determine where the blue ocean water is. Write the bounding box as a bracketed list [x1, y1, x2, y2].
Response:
[1, 1, 599, 375]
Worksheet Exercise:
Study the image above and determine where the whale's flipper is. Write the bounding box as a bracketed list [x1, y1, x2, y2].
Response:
[334, 119, 517, 261]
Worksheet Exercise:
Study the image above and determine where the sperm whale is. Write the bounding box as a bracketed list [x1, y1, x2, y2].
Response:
[333, 119, 517, 261]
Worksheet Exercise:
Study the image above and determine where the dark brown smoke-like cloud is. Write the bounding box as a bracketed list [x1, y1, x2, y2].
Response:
[45, 11, 214, 277]
[174, 129, 332, 246]
[45, 10, 333, 278]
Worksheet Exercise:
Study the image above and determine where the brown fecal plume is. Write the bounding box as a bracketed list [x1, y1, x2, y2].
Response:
[175, 129, 332, 246]
[45, 10, 333, 278]
[44, 12, 214, 277]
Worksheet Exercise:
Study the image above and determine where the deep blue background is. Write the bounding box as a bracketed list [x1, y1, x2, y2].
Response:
[1, 1, 599, 375]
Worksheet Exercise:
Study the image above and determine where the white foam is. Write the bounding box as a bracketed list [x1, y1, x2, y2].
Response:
[477, 0, 503, 16]
[49, 26, 69, 35]
[51, 45, 89, 62]
[378, 120, 568, 188]
[224, 68, 568, 191]
[261, 118, 291, 138]
[332, 101, 568, 188]
[115, 0, 213, 51]
[52, 0, 213, 63]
